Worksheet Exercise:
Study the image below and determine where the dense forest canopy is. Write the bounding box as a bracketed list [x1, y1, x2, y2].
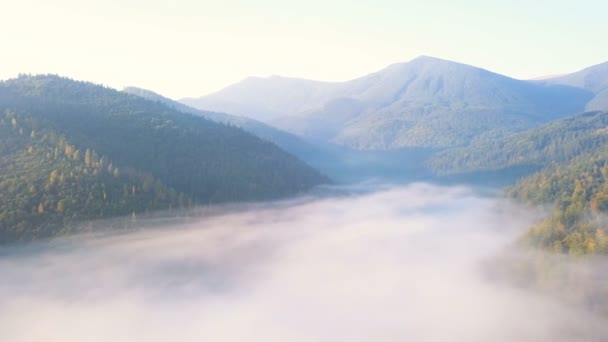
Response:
[510, 148, 608, 255]
[123, 86, 330, 168]
[493, 112, 608, 255]
[0, 75, 328, 243]
[429, 111, 608, 175]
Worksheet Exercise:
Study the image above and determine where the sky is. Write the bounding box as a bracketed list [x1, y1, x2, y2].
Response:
[1, 0, 607, 98]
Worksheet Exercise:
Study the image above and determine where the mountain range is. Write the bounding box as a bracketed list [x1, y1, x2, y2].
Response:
[125, 86, 432, 183]
[123, 86, 327, 162]
[3, 56, 608, 251]
[182, 56, 597, 150]
[180, 56, 608, 255]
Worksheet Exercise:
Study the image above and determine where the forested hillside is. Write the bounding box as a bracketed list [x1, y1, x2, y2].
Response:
[509, 148, 608, 255]
[123, 86, 332, 169]
[0, 109, 186, 242]
[0, 75, 328, 243]
[429, 111, 608, 175]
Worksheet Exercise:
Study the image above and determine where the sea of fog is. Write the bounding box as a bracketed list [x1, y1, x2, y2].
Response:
[1, 183, 607, 341]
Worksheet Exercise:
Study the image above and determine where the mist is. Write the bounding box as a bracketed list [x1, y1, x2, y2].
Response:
[1, 183, 606, 341]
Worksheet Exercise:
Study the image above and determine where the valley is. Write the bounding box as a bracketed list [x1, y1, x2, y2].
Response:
[2, 184, 608, 342]
[3, 56, 608, 252]
[4, 1, 608, 340]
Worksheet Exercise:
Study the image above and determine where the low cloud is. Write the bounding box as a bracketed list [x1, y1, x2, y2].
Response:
[0, 183, 606, 341]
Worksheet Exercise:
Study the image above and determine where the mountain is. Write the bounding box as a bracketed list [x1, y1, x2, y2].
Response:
[541, 61, 608, 111]
[126, 87, 437, 183]
[0, 75, 328, 243]
[181, 76, 334, 123]
[429, 111, 608, 176]
[123, 86, 330, 168]
[181, 56, 592, 149]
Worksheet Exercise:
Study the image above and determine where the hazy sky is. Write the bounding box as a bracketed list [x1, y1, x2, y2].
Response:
[1, 0, 607, 98]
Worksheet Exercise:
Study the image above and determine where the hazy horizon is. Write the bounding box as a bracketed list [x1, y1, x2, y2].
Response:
[1, 55, 604, 101]
[2, 0, 607, 98]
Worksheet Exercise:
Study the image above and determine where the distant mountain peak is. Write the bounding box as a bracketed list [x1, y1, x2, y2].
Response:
[410, 55, 447, 62]
[581, 60, 608, 71]
[543, 60, 608, 111]
[123, 86, 179, 102]
[546, 60, 608, 82]
[123, 86, 162, 97]
[180, 58, 592, 150]
[407, 55, 470, 66]
[383, 55, 492, 77]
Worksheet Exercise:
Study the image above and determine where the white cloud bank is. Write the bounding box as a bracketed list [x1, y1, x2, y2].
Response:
[0, 183, 606, 341]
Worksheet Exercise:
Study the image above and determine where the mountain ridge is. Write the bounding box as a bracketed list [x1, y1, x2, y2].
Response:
[123, 86, 338, 175]
[182, 56, 593, 149]
[540, 60, 608, 111]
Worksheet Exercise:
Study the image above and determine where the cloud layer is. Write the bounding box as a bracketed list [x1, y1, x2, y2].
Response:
[0, 183, 606, 341]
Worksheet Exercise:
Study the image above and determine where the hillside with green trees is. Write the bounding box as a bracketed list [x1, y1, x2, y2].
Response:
[509, 148, 608, 255]
[493, 144, 608, 314]
[0, 75, 328, 243]
[122, 86, 335, 172]
[429, 111, 608, 176]
[0, 109, 186, 242]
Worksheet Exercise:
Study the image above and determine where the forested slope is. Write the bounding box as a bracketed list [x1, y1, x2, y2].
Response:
[510, 149, 608, 255]
[123, 86, 330, 168]
[0, 75, 328, 243]
[429, 111, 608, 175]
[0, 109, 187, 242]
